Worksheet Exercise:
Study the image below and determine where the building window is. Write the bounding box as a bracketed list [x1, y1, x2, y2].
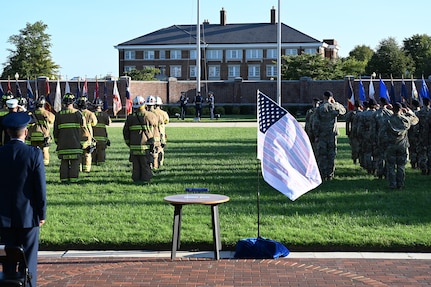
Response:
[248, 65, 260, 79]
[144, 50, 155, 60]
[228, 65, 241, 78]
[267, 49, 278, 59]
[190, 50, 197, 60]
[189, 65, 197, 78]
[285, 49, 297, 56]
[206, 50, 223, 61]
[246, 49, 263, 61]
[226, 49, 242, 61]
[303, 48, 317, 55]
[266, 65, 277, 77]
[208, 65, 220, 80]
[170, 50, 182, 59]
[159, 50, 166, 59]
[170, 65, 182, 78]
[124, 66, 136, 73]
[158, 65, 166, 76]
[125, 50, 136, 60]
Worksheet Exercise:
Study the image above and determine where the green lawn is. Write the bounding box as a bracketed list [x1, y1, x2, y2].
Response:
[41, 126, 431, 252]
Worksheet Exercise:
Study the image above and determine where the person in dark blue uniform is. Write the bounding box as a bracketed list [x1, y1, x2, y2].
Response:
[194, 91, 203, 121]
[0, 112, 47, 287]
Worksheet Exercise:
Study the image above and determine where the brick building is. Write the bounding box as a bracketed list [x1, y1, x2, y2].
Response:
[114, 7, 339, 81]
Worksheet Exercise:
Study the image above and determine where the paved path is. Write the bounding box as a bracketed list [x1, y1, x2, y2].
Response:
[37, 251, 431, 286]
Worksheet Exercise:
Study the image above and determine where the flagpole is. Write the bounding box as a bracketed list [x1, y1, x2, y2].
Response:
[276, 0, 282, 105]
[257, 162, 261, 238]
[196, 0, 201, 97]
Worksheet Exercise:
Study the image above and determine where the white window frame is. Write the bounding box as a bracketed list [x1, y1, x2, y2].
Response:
[303, 48, 317, 55]
[206, 50, 223, 61]
[189, 65, 197, 78]
[228, 65, 241, 78]
[246, 49, 263, 61]
[124, 50, 136, 60]
[226, 49, 242, 61]
[285, 48, 297, 56]
[124, 66, 136, 73]
[266, 65, 277, 77]
[266, 49, 278, 59]
[159, 50, 166, 59]
[144, 50, 155, 60]
[170, 50, 182, 60]
[170, 65, 182, 78]
[208, 65, 220, 80]
[248, 65, 261, 79]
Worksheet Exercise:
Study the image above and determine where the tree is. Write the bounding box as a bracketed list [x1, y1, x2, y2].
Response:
[403, 34, 431, 78]
[1, 21, 59, 80]
[281, 53, 339, 80]
[348, 45, 374, 62]
[123, 67, 160, 81]
[365, 37, 414, 78]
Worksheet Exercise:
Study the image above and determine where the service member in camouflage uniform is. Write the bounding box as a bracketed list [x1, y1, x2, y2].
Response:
[305, 98, 320, 155]
[407, 100, 421, 169]
[312, 90, 346, 180]
[374, 97, 393, 178]
[92, 98, 111, 165]
[417, 98, 431, 174]
[53, 93, 86, 183]
[345, 100, 362, 164]
[123, 96, 160, 182]
[380, 102, 418, 189]
[357, 98, 378, 174]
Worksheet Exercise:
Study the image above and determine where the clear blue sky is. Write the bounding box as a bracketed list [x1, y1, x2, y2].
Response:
[1, 0, 429, 79]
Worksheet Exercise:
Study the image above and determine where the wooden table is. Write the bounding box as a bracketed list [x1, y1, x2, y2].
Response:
[164, 193, 230, 260]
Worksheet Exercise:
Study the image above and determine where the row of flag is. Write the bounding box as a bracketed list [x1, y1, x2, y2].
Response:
[348, 77, 430, 110]
[0, 77, 133, 116]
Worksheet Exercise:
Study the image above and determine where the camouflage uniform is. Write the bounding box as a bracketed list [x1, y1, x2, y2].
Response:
[380, 104, 418, 189]
[416, 100, 430, 174]
[312, 91, 346, 180]
[357, 102, 377, 174]
[407, 101, 421, 169]
[345, 105, 362, 164]
[374, 103, 393, 178]
[305, 99, 319, 156]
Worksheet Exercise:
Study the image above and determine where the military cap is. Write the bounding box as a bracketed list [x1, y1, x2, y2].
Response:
[2, 112, 31, 129]
[6, 98, 18, 109]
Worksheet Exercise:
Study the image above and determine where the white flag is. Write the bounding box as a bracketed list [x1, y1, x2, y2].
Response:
[112, 81, 122, 116]
[53, 79, 62, 112]
[369, 79, 375, 100]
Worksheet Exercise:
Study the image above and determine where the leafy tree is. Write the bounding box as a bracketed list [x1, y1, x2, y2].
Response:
[403, 34, 431, 78]
[281, 53, 339, 80]
[1, 21, 59, 80]
[348, 45, 374, 62]
[123, 67, 160, 81]
[365, 37, 414, 78]
[337, 57, 368, 78]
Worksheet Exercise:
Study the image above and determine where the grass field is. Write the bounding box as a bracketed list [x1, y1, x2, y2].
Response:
[41, 125, 431, 252]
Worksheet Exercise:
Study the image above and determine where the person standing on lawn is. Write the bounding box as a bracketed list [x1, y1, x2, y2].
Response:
[92, 98, 111, 165]
[380, 102, 418, 189]
[312, 90, 346, 180]
[0, 112, 47, 287]
[123, 96, 160, 182]
[54, 93, 86, 183]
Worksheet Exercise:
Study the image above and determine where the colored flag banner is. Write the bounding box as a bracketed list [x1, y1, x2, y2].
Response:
[379, 78, 390, 103]
[0, 83, 4, 98]
[15, 80, 22, 98]
[125, 79, 132, 115]
[65, 80, 71, 94]
[347, 79, 355, 111]
[369, 79, 375, 100]
[420, 77, 430, 100]
[94, 78, 99, 101]
[112, 80, 122, 116]
[389, 77, 396, 104]
[53, 79, 62, 112]
[82, 79, 88, 99]
[26, 80, 34, 99]
[401, 78, 409, 102]
[412, 78, 419, 101]
[257, 90, 321, 201]
[359, 79, 366, 105]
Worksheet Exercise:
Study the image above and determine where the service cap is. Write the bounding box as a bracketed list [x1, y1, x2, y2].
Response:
[6, 98, 18, 109]
[2, 112, 31, 129]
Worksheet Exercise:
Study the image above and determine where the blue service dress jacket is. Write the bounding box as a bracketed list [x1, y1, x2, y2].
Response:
[0, 139, 47, 228]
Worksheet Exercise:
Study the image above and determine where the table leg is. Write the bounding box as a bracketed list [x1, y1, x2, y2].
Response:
[171, 204, 182, 260]
[211, 204, 221, 260]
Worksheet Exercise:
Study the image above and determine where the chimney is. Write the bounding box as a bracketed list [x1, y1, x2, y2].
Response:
[270, 6, 276, 24]
[220, 7, 226, 26]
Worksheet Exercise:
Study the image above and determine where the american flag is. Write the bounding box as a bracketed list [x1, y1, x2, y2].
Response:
[257, 91, 321, 201]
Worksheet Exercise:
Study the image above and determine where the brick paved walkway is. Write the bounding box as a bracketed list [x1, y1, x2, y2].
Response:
[37, 256, 431, 286]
